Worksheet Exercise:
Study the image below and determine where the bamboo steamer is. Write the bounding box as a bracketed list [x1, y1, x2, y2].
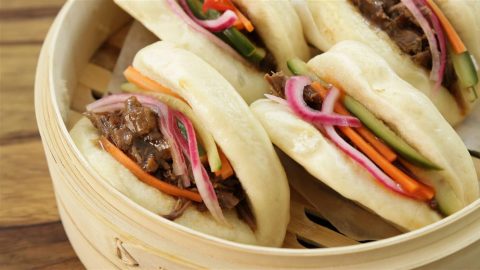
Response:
[34, 0, 480, 268]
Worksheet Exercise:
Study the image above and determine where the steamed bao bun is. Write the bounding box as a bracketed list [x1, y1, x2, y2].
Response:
[70, 41, 290, 247]
[114, 0, 310, 104]
[71, 118, 257, 244]
[251, 41, 478, 231]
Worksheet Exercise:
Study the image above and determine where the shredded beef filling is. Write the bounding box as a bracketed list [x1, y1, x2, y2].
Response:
[349, 0, 458, 92]
[86, 96, 255, 227]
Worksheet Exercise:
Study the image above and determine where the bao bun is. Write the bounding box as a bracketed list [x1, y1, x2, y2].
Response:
[115, 0, 310, 104]
[251, 41, 478, 231]
[71, 41, 290, 247]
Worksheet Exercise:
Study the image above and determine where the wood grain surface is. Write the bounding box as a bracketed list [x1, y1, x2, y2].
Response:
[0, 0, 84, 268]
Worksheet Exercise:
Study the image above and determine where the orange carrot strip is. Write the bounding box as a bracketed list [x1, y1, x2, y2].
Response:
[234, 8, 254, 32]
[311, 82, 397, 162]
[123, 66, 185, 101]
[214, 148, 234, 180]
[355, 128, 397, 162]
[310, 82, 434, 201]
[233, 20, 245, 30]
[340, 127, 434, 201]
[425, 0, 466, 54]
[99, 136, 202, 202]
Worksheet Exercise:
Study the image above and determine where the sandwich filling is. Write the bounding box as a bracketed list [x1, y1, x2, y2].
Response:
[267, 59, 444, 213]
[85, 93, 255, 229]
[349, 0, 478, 108]
[168, 0, 276, 72]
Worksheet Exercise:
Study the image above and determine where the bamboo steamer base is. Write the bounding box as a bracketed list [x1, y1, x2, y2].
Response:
[35, 0, 480, 268]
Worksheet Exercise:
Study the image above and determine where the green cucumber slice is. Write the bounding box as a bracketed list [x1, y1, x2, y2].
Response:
[452, 51, 478, 100]
[287, 58, 311, 76]
[222, 28, 256, 58]
[186, 0, 265, 64]
[343, 96, 441, 170]
[286, 58, 329, 86]
[186, 0, 208, 19]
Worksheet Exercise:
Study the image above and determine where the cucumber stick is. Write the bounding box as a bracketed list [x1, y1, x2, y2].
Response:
[343, 96, 441, 170]
[286, 58, 328, 86]
[452, 51, 478, 99]
[185, 0, 265, 63]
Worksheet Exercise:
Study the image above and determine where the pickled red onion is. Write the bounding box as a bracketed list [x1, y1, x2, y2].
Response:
[418, 0, 447, 92]
[178, 0, 237, 32]
[401, 0, 444, 90]
[165, 109, 191, 187]
[321, 87, 409, 197]
[285, 76, 361, 127]
[165, 0, 244, 62]
[175, 112, 226, 224]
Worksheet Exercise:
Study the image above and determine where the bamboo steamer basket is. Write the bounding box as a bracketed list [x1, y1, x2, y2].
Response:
[34, 0, 480, 268]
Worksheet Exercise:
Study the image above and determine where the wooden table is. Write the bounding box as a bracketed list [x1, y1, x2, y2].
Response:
[0, 0, 84, 268]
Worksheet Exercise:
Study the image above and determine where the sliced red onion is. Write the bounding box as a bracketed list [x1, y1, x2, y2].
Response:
[321, 88, 410, 197]
[418, 0, 446, 92]
[165, 0, 245, 62]
[175, 112, 226, 224]
[401, 0, 443, 88]
[170, 114, 189, 156]
[285, 76, 361, 127]
[165, 109, 191, 187]
[321, 85, 339, 113]
[264, 94, 288, 106]
[178, 0, 237, 32]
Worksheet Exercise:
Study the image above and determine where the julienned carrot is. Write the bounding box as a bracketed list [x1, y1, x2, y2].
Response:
[356, 128, 397, 162]
[202, 0, 254, 32]
[99, 136, 203, 202]
[309, 83, 434, 201]
[234, 8, 254, 32]
[123, 66, 184, 101]
[310, 82, 397, 162]
[215, 148, 233, 180]
[425, 0, 466, 54]
[340, 127, 434, 201]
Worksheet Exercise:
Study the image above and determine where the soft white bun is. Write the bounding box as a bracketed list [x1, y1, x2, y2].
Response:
[114, 0, 310, 104]
[251, 41, 479, 230]
[251, 100, 441, 231]
[233, 0, 310, 73]
[72, 41, 290, 247]
[307, 41, 478, 215]
[297, 0, 479, 125]
[71, 118, 258, 244]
